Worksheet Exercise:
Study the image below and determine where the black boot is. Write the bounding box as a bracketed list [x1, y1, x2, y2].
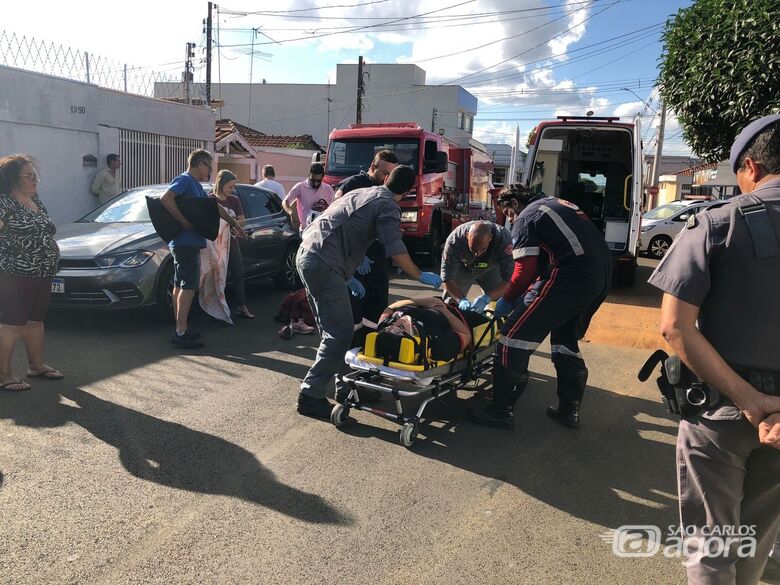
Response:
[297, 394, 334, 419]
[547, 364, 588, 429]
[468, 366, 528, 430]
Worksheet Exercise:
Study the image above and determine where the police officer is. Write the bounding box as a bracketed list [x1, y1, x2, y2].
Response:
[334, 149, 399, 324]
[648, 114, 780, 584]
[469, 183, 612, 430]
[441, 220, 513, 312]
[296, 165, 442, 420]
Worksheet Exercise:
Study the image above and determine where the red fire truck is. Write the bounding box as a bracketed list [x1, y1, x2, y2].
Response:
[319, 122, 493, 265]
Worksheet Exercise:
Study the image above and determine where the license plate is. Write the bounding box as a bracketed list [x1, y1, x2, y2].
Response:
[50, 278, 65, 294]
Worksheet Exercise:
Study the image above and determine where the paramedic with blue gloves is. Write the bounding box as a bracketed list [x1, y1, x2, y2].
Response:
[469, 183, 612, 430]
[296, 165, 442, 420]
[441, 221, 513, 313]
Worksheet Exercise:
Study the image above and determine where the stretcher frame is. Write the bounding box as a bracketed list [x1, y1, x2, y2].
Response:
[331, 318, 499, 448]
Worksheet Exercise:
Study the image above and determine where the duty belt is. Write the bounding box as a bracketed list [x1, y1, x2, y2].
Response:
[639, 351, 780, 417]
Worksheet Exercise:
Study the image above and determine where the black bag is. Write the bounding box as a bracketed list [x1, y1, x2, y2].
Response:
[146, 196, 221, 243]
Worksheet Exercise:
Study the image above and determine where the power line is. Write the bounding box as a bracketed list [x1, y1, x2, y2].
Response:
[221, 0, 391, 16]
[218, 0, 478, 47]
[219, 0, 611, 21]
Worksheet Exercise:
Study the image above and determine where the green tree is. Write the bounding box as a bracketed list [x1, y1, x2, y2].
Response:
[658, 0, 780, 161]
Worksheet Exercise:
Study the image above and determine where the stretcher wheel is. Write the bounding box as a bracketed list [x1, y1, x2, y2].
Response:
[399, 422, 418, 447]
[330, 404, 349, 428]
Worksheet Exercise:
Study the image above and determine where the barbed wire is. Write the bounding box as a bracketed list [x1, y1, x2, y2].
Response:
[0, 29, 185, 100]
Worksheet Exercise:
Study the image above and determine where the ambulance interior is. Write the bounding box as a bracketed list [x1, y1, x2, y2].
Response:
[530, 126, 635, 252]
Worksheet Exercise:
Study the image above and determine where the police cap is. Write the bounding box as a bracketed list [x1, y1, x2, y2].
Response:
[730, 113, 780, 173]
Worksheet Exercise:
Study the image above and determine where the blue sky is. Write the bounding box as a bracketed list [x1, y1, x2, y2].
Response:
[5, 0, 694, 154]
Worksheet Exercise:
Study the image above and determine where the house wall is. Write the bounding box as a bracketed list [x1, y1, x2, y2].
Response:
[155, 64, 478, 148]
[0, 65, 214, 224]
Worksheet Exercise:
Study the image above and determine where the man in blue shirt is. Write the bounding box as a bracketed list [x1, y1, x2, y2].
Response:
[160, 149, 245, 349]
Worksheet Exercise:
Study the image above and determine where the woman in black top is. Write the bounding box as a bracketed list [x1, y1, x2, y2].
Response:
[0, 154, 62, 392]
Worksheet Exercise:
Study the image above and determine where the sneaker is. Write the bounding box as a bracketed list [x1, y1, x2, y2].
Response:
[278, 324, 293, 339]
[296, 394, 334, 419]
[186, 328, 202, 339]
[291, 319, 315, 335]
[169, 331, 204, 349]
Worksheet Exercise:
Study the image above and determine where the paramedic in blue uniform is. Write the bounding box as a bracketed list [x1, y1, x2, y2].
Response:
[469, 183, 612, 430]
[334, 149, 399, 325]
[296, 165, 442, 420]
[440, 220, 513, 312]
[648, 114, 780, 585]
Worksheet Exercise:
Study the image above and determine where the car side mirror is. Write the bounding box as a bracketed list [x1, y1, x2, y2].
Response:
[677, 213, 690, 222]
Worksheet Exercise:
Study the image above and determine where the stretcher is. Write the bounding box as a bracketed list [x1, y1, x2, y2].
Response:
[332, 315, 501, 447]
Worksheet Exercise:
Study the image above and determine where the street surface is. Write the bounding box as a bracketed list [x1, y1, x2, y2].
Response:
[0, 258, 769, 584]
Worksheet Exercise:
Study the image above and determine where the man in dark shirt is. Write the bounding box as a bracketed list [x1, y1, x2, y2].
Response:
[334, 149, 399, 324]
[296, 165, 442, 420]
[648, 115, 780, 584]
[469, 183, 612, 430]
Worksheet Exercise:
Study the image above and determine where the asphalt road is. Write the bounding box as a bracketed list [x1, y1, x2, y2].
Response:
[0, 273, 764, 584]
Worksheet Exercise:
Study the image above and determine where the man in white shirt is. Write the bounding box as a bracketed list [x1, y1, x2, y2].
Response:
[91, 153, 121, 204]
[254, 165, 287, 201]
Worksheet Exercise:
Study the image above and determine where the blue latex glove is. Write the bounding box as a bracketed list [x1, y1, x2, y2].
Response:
[357, 256, 373, 275]
[494, 297, 513, 318]
[458, 298, 473, 311]
[346, 277, 366, 298]
[419, 271, 442, 289]
[471, 294, 491, 313]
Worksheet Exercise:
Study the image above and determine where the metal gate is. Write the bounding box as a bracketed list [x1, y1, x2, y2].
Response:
[119, 129, 207, 189]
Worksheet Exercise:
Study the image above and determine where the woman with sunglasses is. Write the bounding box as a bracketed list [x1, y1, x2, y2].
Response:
[0, 154, 63, 392]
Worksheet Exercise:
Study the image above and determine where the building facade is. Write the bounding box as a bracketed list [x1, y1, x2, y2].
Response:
[155, 63, 478, 148]
[484, 143, 527, 187]
[0, 65, 214, 224]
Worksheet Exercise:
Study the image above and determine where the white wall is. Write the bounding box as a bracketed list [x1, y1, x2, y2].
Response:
[0, 65, 215, 224]
[156, 64, 478, 148]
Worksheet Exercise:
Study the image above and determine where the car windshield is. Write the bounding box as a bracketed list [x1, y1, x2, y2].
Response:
[79, 186, 167, 223]
[326, 139, 419, 177]
[643, 203, 687, 220]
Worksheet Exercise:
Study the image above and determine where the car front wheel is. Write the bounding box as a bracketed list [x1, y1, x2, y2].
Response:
[648, 235, 672, 259]
[275, 244, 301, 290]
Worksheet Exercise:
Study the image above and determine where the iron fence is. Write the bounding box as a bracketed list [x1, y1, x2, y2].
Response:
[0, 29, 186, 100]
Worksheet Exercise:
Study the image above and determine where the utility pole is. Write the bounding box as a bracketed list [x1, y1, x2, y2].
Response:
[650, 100, 667, 187]
[356, 55, 364, 125]
[248, 29, 256, 126]
[205, 2, 213, 106]
[431, 107, 437, 132]
[184, 42, 195, 105]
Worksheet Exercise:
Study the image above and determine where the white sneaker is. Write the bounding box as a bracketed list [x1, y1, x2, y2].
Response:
[291, 319, 315, 334]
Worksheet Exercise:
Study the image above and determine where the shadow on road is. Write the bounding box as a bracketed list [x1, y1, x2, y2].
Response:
[0, 385, 350, 525]
[341, 371, 678, 532]
[605, 260, 661, 309]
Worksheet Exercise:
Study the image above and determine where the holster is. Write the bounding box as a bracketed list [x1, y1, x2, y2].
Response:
[638, 350, 721, 417]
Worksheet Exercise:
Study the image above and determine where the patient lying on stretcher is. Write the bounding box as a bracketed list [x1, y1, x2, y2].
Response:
[374, 298, 490, 363]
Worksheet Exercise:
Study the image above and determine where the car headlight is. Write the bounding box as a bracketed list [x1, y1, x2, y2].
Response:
[96, 250, 154, 268]
[400, 210, 418, 223]
[640, 224, 654, 233]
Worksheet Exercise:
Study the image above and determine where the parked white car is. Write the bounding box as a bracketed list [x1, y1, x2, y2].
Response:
[639, 200, 719, 258]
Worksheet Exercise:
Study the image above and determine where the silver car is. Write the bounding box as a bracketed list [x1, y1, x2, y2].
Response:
[51, 183, 300, 316]
[638, 199, 719, 258]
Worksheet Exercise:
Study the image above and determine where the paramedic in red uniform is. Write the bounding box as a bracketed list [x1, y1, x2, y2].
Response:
[469, 183, 612, 430]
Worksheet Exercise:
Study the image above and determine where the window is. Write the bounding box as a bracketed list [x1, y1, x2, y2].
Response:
[464, 114, 473, 133]
[326, 139, 420, 176]
[240, 187, 279, 219]
[493, 167, 507, 186]
[457, 112, 463, 129]
[81, 186, 165, 223]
